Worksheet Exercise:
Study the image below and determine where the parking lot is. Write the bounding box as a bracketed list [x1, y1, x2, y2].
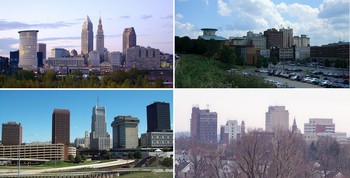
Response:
[244, 64, 349, 88]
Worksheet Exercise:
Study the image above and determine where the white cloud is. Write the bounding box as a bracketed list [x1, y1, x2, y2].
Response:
[318, 0, 349, 19]
[175, 21, 202, 38]
[203, 0, 209, 6]
[176, 14, 183, 21]
[74, 127, 77, 129]
[217, 0, 232, 16]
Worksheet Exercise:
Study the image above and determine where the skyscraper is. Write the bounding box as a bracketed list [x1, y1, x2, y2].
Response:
[81, 15, 93, 64]
[265, 106, 289, 132]
[52, 109, 70, 146]
[18, 30, 39, 70]
[146, 102, 171, 132]
[122, 27, 136, 61]
[280, 27, 294, 47]
[37, 43, 46, 60]
[220, 120, 241, 144]
[96, 16, 104, 63]
[111, 115, 139, 148]
[1, 122, 22, 146]
[90, 99, 110, 150]
[191, 106, 217, 143]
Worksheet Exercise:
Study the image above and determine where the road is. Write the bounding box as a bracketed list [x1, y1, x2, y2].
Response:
[1, 159, 135, 176]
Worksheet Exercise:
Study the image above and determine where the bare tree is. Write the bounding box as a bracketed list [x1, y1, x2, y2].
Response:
[230, 130, 271, 178]
[315, 136, 339, 178]
[268, 130, 307, 178]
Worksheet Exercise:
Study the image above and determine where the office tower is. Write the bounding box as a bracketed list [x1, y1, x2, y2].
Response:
[122, 27, 136, 60]
[108, 52, 122, 66]
[191, 106, 217, 143]
[51, 48, 69, 58]
[220, 120, 241, 144]
[147, 102, 171, 132]
[81, 15, 93, 64]
[265, 106, 289, 132]
[37, 52, 43, 67]
[88, 50, 100, 67]
[52, 109, 70, 146]
[84, 131, 90, 148]
[18, 30, 39, 70]
[125, 46, 160, 68]
[96, 16, 104, 63]
[241, 120, 245, 137]
[264, 28, 283, 49]
[304, 118, 335, 134]
[111, 115, 139, 148]
[279, 28, 293, 47]
[90, 99, 110, 150]
[1, 122, 22, 146]
[37, 43, 46, 60]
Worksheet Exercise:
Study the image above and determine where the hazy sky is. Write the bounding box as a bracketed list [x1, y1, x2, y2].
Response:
[175, 0, 349, 46]
[0, 0, 173, 58]
[0, 90, 173, 143]
[175, 89, 350, 136]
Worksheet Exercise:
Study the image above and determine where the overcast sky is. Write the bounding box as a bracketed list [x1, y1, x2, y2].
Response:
[0, 0, 173, 58]
[175, 0, 349, 46]
[175, 89, 350, 136]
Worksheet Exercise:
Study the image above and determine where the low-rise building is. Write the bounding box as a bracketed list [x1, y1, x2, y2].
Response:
[141, 131, 173, 148]
[125, 46, 160, 69]
[47, 57, 84, 67]
[0, 144, 65, 161]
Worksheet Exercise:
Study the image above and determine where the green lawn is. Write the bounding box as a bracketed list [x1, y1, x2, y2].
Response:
[117, 172, 172, 178]
[0, 160, 106, 169]
[175, 54, 275, 88]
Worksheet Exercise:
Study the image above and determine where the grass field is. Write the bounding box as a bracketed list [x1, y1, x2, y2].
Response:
[175, 54, 275, 88]
[117, 172, 172, 178]
[0, 160, 109, 170]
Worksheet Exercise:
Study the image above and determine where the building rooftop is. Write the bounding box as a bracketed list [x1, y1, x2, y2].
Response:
[200, 35, 227, 41]
[18, 30, 39, 33]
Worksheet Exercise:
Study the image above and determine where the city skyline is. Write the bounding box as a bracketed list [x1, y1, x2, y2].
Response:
[0, 0, 173, 58]
[175, 0, 349, 46]
[175, 90, 350, 136]
[0, 90, 173, 144]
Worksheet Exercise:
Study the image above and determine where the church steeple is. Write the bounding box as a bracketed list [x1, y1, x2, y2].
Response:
[292, 117, 297, 132]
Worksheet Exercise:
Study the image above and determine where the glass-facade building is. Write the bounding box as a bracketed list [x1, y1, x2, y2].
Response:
[18, 30, 39, 70]
[81, 15, 93, 63]
[111, 116, 139, 148]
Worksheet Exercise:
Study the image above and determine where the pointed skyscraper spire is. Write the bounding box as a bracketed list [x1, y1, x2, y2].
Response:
[96, 14, 105, 63]
[292, 117, 297, 132]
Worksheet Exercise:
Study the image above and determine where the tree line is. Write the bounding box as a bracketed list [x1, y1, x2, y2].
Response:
[0, 68, 167, 88]
[176, 130, 350, 178]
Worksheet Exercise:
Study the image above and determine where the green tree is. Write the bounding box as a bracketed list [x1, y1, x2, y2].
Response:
[272, 56, 278, 66]
[197, 38, 207, 55]
[72, 69, 83, 80]
[129, 68, 138, 79]
[139, 69, 150, 75]
[128, 152, 134, 159]
[175, 36, 181, 53]
[44, 70, 57, 81]
[134, 151, 142, 159]
[256, 58, 262, 68]
[335, 59, 342, 68]
[220, 45, 235, 64]
[111, 70, 126, 84]
[207, 39, 220, 58]
[163, 147, 169, 152]
[121, 79, 130, 88]
[75, 155, 82, 163]
[262, 57, 269, 68]
[135, 75, 143, 88]
[161, 157, 173, 167]
[68, 154, 74, 162]
[180, 36, 193, 53]
[236, 56, 245, 66]
[153, 78, 165, 88]
[324, 59, 331, 67]
[81, 154, 87, 162]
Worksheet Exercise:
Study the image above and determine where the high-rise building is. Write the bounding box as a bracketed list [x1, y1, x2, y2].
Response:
[111, 115, 139, 148]
[265, 106, 289, 132]
[304, 118, 335, 134]
[96, 16, 104, 63]
[146, 102, 171, 132]
[191, 106, 217, 143]
[264, 28, 283, 49]
[108, 52, 122, 66]
[18, 30, 39, 70]
[88, 50, 100, 67]
[51, 48, 69, 58]
[122, 27, 136, 60]
[279, 28, 293, 47]
[52, 109, 70, 146]
[241, 121, 245, 137]
[220, 120, 241, 144]
[293, 35, 310, 47]
[37, 43, 46, 60]
[81, 15, 93, 64]
[84, 131, 90, 148]
[125, 46, 160, 69]
[292, 117, 297, 132]
[1, 122, 22, 146]
[90, 100, 111, 150]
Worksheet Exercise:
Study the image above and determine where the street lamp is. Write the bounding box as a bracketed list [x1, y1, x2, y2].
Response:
[18, 122, 21, 178]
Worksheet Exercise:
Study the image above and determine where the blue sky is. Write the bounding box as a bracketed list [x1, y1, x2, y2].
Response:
[0, 0, 173, 58]
[175, 0, 349, 46]
[0, 90, 173, 144]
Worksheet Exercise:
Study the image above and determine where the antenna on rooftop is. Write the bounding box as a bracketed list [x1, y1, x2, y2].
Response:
[207, 104, 210, 110]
